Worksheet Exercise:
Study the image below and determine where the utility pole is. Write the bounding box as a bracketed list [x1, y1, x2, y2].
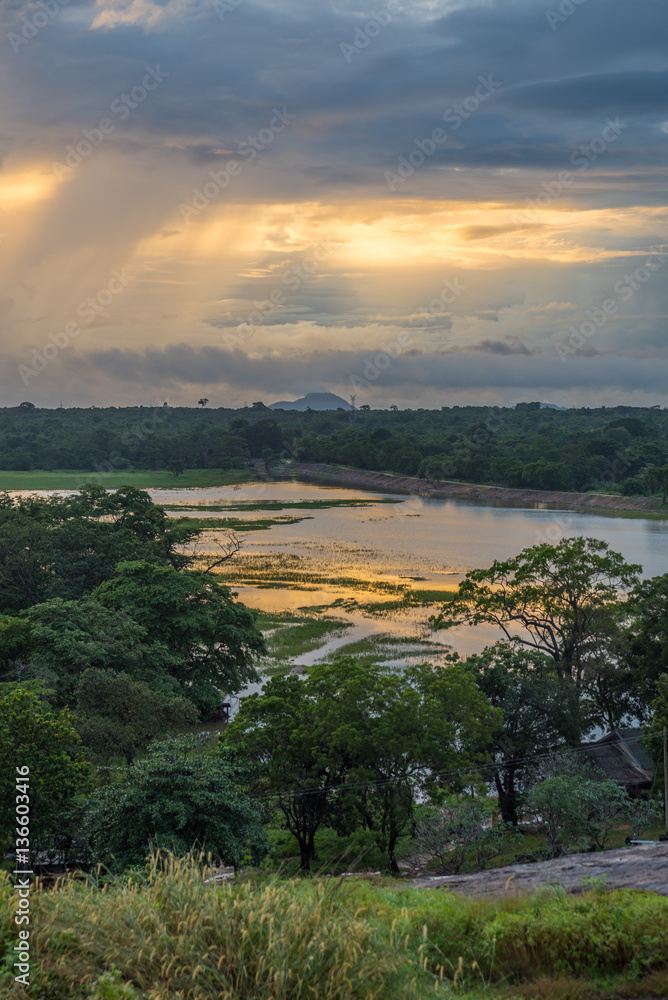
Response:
[664, 728, 668, 839]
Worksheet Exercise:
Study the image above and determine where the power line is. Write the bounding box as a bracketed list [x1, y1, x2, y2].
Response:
[245, 734, 660, 805]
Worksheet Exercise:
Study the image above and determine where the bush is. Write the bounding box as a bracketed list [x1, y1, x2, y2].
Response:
[525, 775, 635, 855]
[87, 735, 267, 870]
[403, 798, 521, 875]
[620, 477, 646, 496]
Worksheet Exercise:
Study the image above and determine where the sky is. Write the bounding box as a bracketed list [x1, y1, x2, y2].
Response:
[0, 0, 667, 409]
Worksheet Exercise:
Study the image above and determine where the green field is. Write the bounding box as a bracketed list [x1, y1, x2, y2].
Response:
[0, 469, 256, 491]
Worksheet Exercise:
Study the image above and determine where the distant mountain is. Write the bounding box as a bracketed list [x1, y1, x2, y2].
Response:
[269, 392, 352, 411]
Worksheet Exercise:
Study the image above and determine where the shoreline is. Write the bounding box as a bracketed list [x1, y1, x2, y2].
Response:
[292, 462, 667, 516]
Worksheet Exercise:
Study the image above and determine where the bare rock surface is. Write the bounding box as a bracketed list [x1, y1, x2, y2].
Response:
[412, 843, 668, 896]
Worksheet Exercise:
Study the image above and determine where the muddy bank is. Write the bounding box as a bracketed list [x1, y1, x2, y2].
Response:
[294, 463, 663, 514]
[413, 842, 668, 897]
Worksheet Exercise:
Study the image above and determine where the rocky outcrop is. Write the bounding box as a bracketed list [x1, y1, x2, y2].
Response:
[413, 842, 668, 896]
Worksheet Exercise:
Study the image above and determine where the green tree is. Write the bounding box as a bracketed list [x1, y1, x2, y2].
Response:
[0, 485, 202, 611]
[626, 573, 668, 714]
[432, 537, 640, 690]
[309, 658, 499, 872]
[0, 687, 90, 854]
[88, 735, 266, 870]
[0, 616, 33, 681]
[0, 511, 52, 612]
[462, 644, 581, 823]
[23, 598, 177, 704]
[525, 775, 631, 856]
[406, 799, 521, 875]
[75, 668, 198, 764]
[223, 659, 499, 872]
[95, 561, 265, 715]
[645, 464, 668, 503]
[222, 674, 345, 871]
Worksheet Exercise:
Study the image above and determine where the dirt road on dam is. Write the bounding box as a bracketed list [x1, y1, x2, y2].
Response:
[294, 463, 664, 514]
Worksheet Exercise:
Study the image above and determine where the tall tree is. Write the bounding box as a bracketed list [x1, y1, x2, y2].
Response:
[626, 573, 668, 712]
[223, 658, 499, 872]
[309, 657, 500, 872]
[432, 537, 640, 688]
[0, 687, 90, 855]
[462, 643, 581, 822]
[222, 674, 344, 871]
[23, 597, 178, 704]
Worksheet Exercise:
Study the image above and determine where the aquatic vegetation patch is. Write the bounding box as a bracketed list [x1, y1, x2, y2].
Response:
[168, 515, 310, 532]
[160, 497, 403, 512]
[212, 553, 409, 595]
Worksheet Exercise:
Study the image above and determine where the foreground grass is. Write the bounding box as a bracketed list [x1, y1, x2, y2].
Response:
[2, 857, 667, 1000]
[0, 469, 256, 491]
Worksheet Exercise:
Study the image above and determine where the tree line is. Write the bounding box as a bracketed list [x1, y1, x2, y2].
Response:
[3, 402, 668, 496]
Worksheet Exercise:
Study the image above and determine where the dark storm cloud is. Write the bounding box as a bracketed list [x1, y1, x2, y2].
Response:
[81, 343, 668, 395]
[4, 0, 666, 184]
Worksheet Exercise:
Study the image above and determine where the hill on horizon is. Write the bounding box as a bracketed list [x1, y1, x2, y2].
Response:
[269, 392, 352, 411]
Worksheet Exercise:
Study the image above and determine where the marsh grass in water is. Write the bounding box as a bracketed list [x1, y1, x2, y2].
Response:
[322, 633, 453, 666]
[160, 497, 403, 512]
[212, 553, 409, 595]
[168, 515, 311, 532]
[2, 856, 668, 1000]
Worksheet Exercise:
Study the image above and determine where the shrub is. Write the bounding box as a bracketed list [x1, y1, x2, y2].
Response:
[525, 775, 632, 855]
[87, 736, 267, 870]
[403, 799, 521, 875]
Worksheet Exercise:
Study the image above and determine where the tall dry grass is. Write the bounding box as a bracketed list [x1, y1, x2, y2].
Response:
[0, 856, 424, 1000]
[2, 856, 668, 999]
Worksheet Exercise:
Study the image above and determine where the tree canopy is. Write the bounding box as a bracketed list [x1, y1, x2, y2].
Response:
[222, 657, 500, 871]
[432, 537, 640, 687]
[89, 735, 266, 870]
[95, 561, 265, 713]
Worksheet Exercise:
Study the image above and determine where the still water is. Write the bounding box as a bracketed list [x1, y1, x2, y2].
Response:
[154, 478, 668, 670]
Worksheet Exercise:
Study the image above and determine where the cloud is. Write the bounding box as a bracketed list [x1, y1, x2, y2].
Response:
[75, 343, 668, 397]
[2, 0, 668, 406]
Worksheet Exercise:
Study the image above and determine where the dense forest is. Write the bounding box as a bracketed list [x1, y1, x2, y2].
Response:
[2, 401, 668, 494]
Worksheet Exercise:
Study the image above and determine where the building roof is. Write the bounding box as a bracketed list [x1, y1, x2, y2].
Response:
[580, 728, 654, 787]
